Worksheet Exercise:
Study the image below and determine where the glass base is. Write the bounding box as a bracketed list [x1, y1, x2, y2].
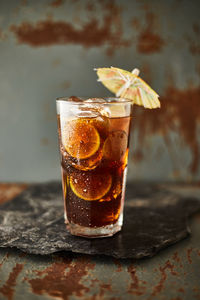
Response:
[65, 214, 123, 238]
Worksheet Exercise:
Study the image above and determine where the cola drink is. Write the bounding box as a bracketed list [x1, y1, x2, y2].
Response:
[56, 97, 132, 237]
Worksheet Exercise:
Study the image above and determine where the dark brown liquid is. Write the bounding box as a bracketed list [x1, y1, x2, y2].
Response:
[57, 114, 131, 227]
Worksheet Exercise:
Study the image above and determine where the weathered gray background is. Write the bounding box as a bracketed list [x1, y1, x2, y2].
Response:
[0, 0, 200, 182]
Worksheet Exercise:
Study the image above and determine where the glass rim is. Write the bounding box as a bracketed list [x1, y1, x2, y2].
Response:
[56, 96, 133, 105]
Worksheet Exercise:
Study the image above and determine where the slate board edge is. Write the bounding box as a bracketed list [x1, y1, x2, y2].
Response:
[0, 223, 190, 259]
[0, 182, 200, 259]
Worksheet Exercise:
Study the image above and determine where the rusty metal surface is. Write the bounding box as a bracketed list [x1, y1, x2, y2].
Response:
[0, 0, 200, 182]
[0, 184, 27, 205]
[0, 184, 200, 300]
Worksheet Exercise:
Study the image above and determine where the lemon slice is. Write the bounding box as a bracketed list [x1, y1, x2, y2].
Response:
[70, 171, 112, 201]
[103, 130, 128, 161]
[62, 119, 100, 160]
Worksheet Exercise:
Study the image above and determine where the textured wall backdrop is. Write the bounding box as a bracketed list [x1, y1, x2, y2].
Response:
[0, 0, 200, 182]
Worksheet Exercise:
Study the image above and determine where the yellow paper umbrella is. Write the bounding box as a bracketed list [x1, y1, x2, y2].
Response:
[95, 67, 160, 109]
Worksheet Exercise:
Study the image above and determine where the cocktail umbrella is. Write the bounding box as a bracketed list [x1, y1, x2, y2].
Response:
[95, 67, 160, 109]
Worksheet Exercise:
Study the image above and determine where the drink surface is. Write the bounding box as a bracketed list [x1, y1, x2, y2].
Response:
[57, 100, 132, 228]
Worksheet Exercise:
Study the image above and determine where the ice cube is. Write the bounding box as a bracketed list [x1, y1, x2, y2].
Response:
[67, 97, 109, 119]
[104, 104, 126, 118]
[83, 100, 110, 118]
[68, 96, 82, 102]
[69, 105, 99, 118]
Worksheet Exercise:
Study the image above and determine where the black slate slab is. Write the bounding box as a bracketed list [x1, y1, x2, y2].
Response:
[0, 182, 199, 259]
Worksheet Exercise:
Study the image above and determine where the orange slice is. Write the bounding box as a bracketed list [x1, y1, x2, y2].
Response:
[70, 171, 112, 201]
[103, 130, 128, 161]
[71, 145, 103, 171]
[62, 119, 100, 160]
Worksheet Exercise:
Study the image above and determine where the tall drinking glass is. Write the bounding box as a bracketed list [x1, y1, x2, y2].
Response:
[56, 97, 132, 238]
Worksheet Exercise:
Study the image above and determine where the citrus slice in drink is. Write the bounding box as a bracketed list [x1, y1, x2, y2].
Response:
[62, 119, 100, 160]
[70, 171, 112, 201]
[103, 130, 128, 161]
